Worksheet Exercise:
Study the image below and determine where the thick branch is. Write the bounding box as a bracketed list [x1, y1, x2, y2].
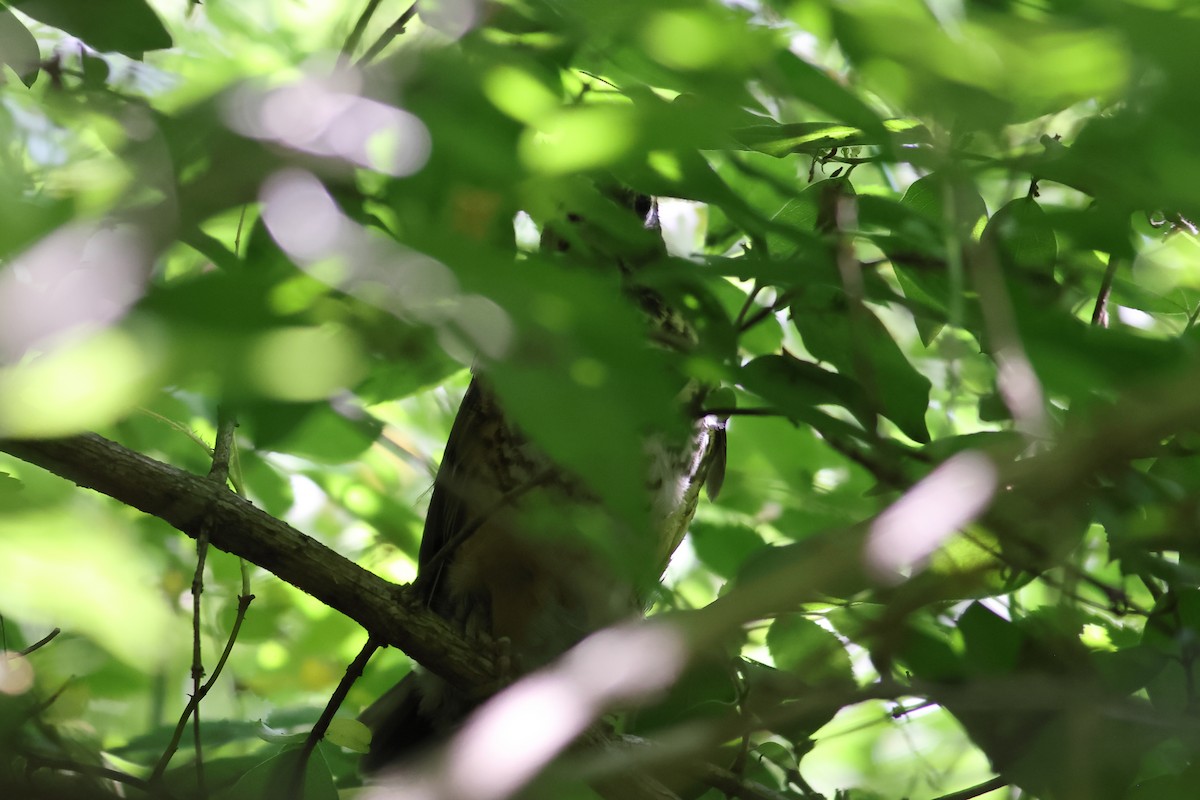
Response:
[0, 433, 492, 690]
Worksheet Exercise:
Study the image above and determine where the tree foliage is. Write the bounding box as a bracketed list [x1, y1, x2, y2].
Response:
[2, 1, 1200, 799]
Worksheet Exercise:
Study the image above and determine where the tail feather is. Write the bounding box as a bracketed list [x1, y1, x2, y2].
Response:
[359, 672, 436, 772]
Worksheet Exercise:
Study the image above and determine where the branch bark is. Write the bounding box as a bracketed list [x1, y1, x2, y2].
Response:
[0, 433, 493, 690]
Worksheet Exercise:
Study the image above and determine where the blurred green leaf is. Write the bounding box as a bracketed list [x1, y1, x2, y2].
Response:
[767, 614, 854, 687]
[0, 509, 178, 666]
[9, 0, 171, 55]
[740, 353, 874, 430]
[958, 602, 1022, 676]
[243, 401, 382, 464]
[0, 7, 38, 85]
[983, 197, 1057, 274]
[690, 519, 764, 581]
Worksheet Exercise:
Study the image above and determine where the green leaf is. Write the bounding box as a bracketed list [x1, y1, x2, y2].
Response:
[325, 718, 371, 753]
[790, 293, 932, 442]
[740, 353, 874, 430]
[763, 51, 891, 143]
[0, 471, 24, 510]
[983, 197, 1058, 274]
[619, 149, 770, 240]
[753, 739, 797, 772]
[80, 51, 109, 88]
[217, 747, 337, 800]
[901, 172, 987, 236]
[10, 0, 172, 56]
[0, 7, 38, 85]
[1015, 298, 1185, 400]
[897, 622, 965, 682]
[626, 655, 736, 733]
[239, 450, 295, 518]
[739, 659, 842, 743]
[0, 509, 176, 667]
[689, 519, 764, 580]
[766, 613, 854, 687]
[958, 603, 1022, 676]
[243, 401, 382, 464]
[763, 177, 855, 262]
[736, 115, 929, 158]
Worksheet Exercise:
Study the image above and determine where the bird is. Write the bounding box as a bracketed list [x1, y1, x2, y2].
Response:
[360, 187, 724, 770]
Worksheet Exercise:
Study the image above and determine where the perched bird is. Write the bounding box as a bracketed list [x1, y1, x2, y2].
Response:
[361, 188, 723, 769]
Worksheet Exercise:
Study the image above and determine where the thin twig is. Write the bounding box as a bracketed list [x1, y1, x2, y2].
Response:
[22, 677, 75, 723]
[738, 297, 789, 333]
[24, 753, 169, 797]
[209, 407, 237, 486]
[291, 638, 381, 795]
[17, 627, 60, 656]
[355, 2, 419, 67]
[150, 592, 255, 783]
[1185, 301, 1200, 334]
[1091, 256, 1121, 327]
[151, 410, 244, 790]
[233, 204, 249, 258]
[188, 520, 211, 794]
[929, 776, 1008, 800]
[342, 0, 384, 60]
[734, 281, 764, 329]
[135, 408, 212, 452]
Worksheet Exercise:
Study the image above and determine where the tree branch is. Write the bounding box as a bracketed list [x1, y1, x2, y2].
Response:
[0, 433, 493, 691]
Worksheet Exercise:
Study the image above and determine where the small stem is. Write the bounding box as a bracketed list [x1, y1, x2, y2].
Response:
[734, 282, 763, 329]
[342, 0, 384, 60]
[151, 593, 255, 783]
[24, 754, 171, 798]
[929, 776, 1008, 800]
[1091, 256, 1121, 328]
[18, 627, 60, 656]
[151, 409, 245, 790]
[208, 407, 237, 486]
[189, 521, 210, 795]
[355, 3, 419, 67]
[290, 638, 381, 795]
